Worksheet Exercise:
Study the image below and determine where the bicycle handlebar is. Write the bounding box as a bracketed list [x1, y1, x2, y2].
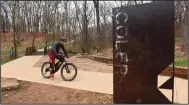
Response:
[58, 52, 69, 58]
[57, 53, 69, 63]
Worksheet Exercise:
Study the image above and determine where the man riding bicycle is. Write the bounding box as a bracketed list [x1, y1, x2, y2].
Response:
[49, 37, 69, 78]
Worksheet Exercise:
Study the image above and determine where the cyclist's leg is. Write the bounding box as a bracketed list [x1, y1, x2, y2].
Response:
[49, 52, 56, 78]
[53, 56, 61, 73]
[49, 52, 55, 73]
[49, 53, 53, 67]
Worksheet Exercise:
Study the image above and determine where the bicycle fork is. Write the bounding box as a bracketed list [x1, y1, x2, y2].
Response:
[65, 65, 70, 73]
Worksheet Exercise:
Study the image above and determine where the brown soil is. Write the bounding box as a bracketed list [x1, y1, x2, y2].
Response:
[1, 32, 52, 41]
[160, 67, 188, 80]
[1, 80, 113, 104]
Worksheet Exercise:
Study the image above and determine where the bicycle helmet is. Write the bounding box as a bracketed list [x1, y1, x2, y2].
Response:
[60, 37, 67, 42]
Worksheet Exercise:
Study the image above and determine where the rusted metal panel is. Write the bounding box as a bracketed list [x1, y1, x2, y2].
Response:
[113, 1, 174, 104]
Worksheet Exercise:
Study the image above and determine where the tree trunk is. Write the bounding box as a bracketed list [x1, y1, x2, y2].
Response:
[32, 32, 35, 47]
[53, 10, 56, 42]
[83, 0, 89, 53]
[2, 18, 6, 42]
[64, 1, 68, 38]
[53, 26, 55, 42]
[181, 23, 188, 46]
[94, 0, 102, 52]
[12, 2, 17, 58]
[56, 13, 60, 40]
[61, 20, 64, 36]
[16, 1, 20, 45]
[0, 1, 2, 45]
[73, 2, 77, 53]
[103, 1, 107, 51]
[180, 2, 188, 52]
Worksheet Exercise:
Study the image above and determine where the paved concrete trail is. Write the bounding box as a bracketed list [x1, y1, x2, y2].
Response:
[1, 50, 188, 104]
[1, 55, 113, 95]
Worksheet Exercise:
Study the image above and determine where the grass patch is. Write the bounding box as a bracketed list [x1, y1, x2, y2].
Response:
[1, 57, 22, 65]
[175, 37, 183, 43]
[1, 58, 14, 65]
[174, 55, 188, 67]
[175, 60, 188, 67]
[1, 39, 48, 65]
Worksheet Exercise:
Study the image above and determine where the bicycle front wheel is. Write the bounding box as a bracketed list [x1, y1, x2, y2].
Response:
[61, 63, 77, 81]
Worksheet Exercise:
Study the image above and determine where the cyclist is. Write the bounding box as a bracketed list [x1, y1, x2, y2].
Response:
[49, 37, 69, 78]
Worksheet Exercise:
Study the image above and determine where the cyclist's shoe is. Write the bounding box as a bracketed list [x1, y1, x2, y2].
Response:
[50, 73, 54, 78]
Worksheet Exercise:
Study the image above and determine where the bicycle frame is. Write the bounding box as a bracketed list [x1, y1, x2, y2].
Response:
[54, 61, 64, 73]
[53, 57, 68, 73]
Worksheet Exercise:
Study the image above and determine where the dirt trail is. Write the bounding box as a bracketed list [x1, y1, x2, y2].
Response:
[2, 80, 113, 104]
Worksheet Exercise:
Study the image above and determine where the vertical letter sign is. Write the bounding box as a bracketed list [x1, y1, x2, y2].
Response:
[113, 1, 174, 104]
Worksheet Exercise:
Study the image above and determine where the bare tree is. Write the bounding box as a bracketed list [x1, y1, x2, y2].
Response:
[82, 1, 88, 53]
[7, 1, 18, 58]
[52, 1, 60, 41]
[16, 1, 20, 44]
[93, 0, 103, 52]
[62, 1, 69, 39]
[1, 15, 6, 42]
[1, 2, 10, 42]
[31, 1, 42, 47]
[175, 1, 188, 48]
[0, 1, 2, 44]
[3, 1, 174, 56]
[43, 1, 50, 48]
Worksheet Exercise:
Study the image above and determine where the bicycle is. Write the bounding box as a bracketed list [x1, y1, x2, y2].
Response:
[41, 53, 77, 81]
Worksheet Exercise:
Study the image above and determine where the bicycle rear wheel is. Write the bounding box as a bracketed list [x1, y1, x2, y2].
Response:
[61, 63, 77, 81]
[41, 62, 53, 78]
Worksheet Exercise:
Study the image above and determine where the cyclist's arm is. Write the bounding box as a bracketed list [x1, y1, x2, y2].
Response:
[61, 44, 68, 58]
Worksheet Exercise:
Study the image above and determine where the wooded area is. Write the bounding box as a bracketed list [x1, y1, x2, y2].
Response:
[0, 1, 188, 58]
